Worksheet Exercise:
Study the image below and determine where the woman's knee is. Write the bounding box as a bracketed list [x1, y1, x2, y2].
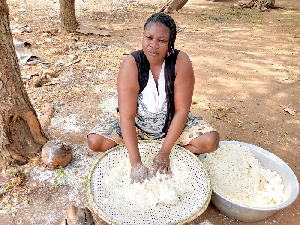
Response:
[189, 131, 219, 154]
[87, 134, 102, 152]
[204, 131, 220, 153]
[87, 133, 116, 152]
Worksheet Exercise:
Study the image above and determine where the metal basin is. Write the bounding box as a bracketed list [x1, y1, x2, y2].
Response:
[203, 141, 299, 222]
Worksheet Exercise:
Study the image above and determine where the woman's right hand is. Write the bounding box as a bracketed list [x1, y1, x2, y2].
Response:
[130, 162, 150, 184]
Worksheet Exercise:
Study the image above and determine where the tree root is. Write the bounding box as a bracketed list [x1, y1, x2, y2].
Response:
[8, 149, 27, 163]
[159, 0, 173, 12]
[4, 109, 48, 163]
[22, 110, 48, 144]
[159, 0, 189, 13]
[238, 0, 276, 11]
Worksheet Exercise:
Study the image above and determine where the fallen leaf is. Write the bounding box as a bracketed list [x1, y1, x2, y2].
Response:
[23, 199, 29, 206]
[4, 184, 13, 191]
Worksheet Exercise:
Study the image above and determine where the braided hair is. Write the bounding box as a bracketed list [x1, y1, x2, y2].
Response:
[144, 12, 177, 53]
[132, 13, 179, 134]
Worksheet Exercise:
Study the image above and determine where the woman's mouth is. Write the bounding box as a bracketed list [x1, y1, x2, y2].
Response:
[148, 50, 158, 56]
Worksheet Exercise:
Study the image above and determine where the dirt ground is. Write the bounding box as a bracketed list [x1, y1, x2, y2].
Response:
[1, 0, 299, 224]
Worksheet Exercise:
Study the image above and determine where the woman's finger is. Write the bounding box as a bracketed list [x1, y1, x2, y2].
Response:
[168, 167, 172, 175]
[159, 166, 165, 174]
[152, 165, 159, 176]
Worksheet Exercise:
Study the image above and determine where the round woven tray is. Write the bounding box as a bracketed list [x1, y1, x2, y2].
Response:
[86, 140, 211, 225]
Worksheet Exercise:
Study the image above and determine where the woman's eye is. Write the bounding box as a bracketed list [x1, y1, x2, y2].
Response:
[159, 39, 166, 43]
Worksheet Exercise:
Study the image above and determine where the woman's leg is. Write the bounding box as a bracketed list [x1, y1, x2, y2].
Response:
[184, 131, 219, 154]
[87, 133, 118, 152]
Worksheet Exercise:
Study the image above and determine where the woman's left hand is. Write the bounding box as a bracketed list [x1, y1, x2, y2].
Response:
[152, 150, 172, 176]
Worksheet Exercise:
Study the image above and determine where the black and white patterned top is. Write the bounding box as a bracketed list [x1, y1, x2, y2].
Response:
[135, 62, 167, 133]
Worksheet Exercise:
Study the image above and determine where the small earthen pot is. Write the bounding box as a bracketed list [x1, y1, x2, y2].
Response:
[42, 140, 72, 168]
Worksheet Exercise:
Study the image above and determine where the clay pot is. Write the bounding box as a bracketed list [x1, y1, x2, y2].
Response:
[42, 140, 72, 168]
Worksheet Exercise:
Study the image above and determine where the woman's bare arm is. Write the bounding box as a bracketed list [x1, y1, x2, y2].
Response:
[117, 55, 150, 182]
[117, 55, 140, 165]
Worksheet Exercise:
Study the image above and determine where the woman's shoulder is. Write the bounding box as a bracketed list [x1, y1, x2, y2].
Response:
[175, 50, 192, 66]
[174, 50, 194, 77]
[167, 49, 190, 65]
[176, 50, 189, 60]
[120, 54, 138, 72]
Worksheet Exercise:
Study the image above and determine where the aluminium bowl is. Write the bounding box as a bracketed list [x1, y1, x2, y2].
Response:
[201, 141, 299, 222]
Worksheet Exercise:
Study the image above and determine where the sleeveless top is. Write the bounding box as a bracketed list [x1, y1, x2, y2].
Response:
[131, 49, 180, 134]
[135, 62, 167, 133]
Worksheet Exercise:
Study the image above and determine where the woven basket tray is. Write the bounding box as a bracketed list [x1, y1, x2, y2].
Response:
[86, 140, 211, 225]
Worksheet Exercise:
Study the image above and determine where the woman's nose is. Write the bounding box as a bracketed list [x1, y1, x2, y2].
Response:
[150, 39, 159, 48]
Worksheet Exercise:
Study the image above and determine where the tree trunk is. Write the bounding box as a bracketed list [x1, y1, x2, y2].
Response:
[0, 0, 48, 165]
[160, 0, 189, 13]
[239, 0, 276, 10]
[59, 0, 78, 33]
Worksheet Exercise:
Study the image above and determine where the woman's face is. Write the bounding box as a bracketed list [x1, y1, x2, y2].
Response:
[142, 22, 170, 64]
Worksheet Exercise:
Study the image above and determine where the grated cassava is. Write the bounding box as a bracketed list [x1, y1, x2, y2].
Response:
[102, 155, 192, 207]
[202, 143, 285, 207]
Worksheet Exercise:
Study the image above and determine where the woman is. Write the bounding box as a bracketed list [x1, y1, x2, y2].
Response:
[87, 12, 219, 183]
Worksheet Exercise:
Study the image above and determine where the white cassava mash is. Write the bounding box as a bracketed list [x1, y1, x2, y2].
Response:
[102, 155, 191, 207]
[202, 143, 285, 207]
[87, 142, 211, 224]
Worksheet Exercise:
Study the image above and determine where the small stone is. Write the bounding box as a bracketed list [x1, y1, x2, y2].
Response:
[42, 140, 72, 168]
[32, 75, 49, 87]
[44, 28, 59, 34]
[42, 69, 60, 78]
[41, 33, 50, 37]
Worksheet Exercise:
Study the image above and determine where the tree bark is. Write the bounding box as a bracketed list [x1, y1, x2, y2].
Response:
[239, 0, 276, 10]
[160, 0, 189, 13]
[59, 0, 78, 33]
[0, 0, 48, 165]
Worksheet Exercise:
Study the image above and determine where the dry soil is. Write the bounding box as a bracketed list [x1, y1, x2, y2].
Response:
[1, 0, 299, 224]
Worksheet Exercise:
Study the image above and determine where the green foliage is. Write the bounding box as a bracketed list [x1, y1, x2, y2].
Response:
[8, 1, 21, 8]
[54, 166, 68, 186]
[194, 8, 262, 24]
[85, 178, 91, 187]
[9, 167, 19, 176]
[194, 13, 223, 23]
[221, 9, 252, 20]
[56, 166, 68, 180]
